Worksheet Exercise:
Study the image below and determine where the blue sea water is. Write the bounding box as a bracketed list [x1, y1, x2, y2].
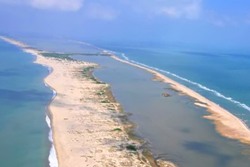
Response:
[72, 41, 250, 167]
[73, 55, 250, 167]
[16, 37, 250, 166]
[94, 43, 250, 126]
[0, 39, 52, 167]
[16, 37, 250, 126]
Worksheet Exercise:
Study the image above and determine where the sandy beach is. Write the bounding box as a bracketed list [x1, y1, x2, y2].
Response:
[0, 36, 176, 167]
[111, 55, 250, 145]
[3, 35, 250, 166]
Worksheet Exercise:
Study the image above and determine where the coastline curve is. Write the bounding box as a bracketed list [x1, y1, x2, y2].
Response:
[111, 55, 250, 145]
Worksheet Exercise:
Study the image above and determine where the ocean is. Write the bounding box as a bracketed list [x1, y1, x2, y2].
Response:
[73, 54, 250, 167]
[73, 41, 250, 167]
[14, 38, 250, 167]
[0, 39, 53, 167]
[94, 42, 250, 126]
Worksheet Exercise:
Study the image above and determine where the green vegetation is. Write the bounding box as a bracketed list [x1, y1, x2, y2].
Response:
[81, 67, 102, 84]
[41, 51, 111, 61]
[96, 90, 105, 96]
[41, 52, 73, 60]
[42, 52, 110, 60]
[81, 67, 94, 76]
[42, 53, 106, 84]
[107, 107, 115, 111]
[101, 99, 110, 103]
[112, 128, 122, 132]
[126, 144, 137, 151]
[90, 76, 104, 84]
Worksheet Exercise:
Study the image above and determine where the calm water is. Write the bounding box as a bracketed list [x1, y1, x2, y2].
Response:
[18, 38, 250, 167]
[94, 43, 250, 126]
[0, 40, 52, 167]
[73, 55, 250, 167]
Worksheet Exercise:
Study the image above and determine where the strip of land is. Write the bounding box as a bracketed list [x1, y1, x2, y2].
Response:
[111, 55, 250, 145]
[0, 36, 176, 167]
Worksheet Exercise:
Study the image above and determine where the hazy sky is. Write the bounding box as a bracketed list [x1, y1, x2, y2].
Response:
[0, 0, 250, 49]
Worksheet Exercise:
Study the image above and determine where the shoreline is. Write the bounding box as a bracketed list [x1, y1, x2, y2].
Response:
[0, 36, 59, 166]
[21, 47, 60, 167]
[111, 55, 250, 145]
[0, 36, 176, 167]
[3, 35, 250, 165]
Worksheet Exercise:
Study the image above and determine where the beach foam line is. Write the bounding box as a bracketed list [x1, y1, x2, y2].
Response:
[110, 53, 250, 145]
[46, 114, 59, 167]
[44, 73, 58, 167]
[0, 36, 59, 167]
[21, 43, 59, 167]
[29, 50, 59, 167]
[119, 53, 250, 112]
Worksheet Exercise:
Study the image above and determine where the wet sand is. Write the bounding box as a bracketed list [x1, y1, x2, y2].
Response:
[0, 36, 176, 167]
[111, 55, 250, 145]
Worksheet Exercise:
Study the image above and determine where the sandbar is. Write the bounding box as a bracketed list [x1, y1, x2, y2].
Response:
[111, 55, 250, 145]
[0, 36, 176, 167]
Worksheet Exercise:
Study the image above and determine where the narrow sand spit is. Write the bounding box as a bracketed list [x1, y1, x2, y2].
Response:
[111, 55, 250, 145]
[0, 36, 176, 167]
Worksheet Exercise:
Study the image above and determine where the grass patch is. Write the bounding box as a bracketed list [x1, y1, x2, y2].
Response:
[81, 67, 94, 76]
[101, 99, 110, 103]
[107, 107, 115, 111]
[42, 53, 73, 60]
[41, 52, 111, 60]
[96, 90, 105, 96]
[82, 67, 104, 84]
[112, 128, 122, 132]
[126, 144, 137, 152]
[90, 76, 103, 84]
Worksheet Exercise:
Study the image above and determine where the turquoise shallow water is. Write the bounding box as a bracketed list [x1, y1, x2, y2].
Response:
[0, 40, 52, 167]
[16, 38, 250, 167]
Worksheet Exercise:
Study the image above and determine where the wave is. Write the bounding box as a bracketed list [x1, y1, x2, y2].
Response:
[119, 52, 250, 112]
[46, 115, 58, 167]
[70, 40, 250, 113]
[43, 65, 58, 167]
[52, 90, 56, 98]
[8, 37, 59, 167]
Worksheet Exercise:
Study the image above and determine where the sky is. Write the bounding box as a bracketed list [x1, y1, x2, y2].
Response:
[0, 0, 250, 49]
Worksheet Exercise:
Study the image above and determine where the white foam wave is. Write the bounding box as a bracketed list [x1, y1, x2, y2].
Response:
[46, 115, 59, 167]
[52, 90, 56, 98]
[103, 49, 118, 55]
[43, 65, 58, 167]
[3, 36, 59, 167]
[116, 52, 250, 112]
[121, 53, 129, 61]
